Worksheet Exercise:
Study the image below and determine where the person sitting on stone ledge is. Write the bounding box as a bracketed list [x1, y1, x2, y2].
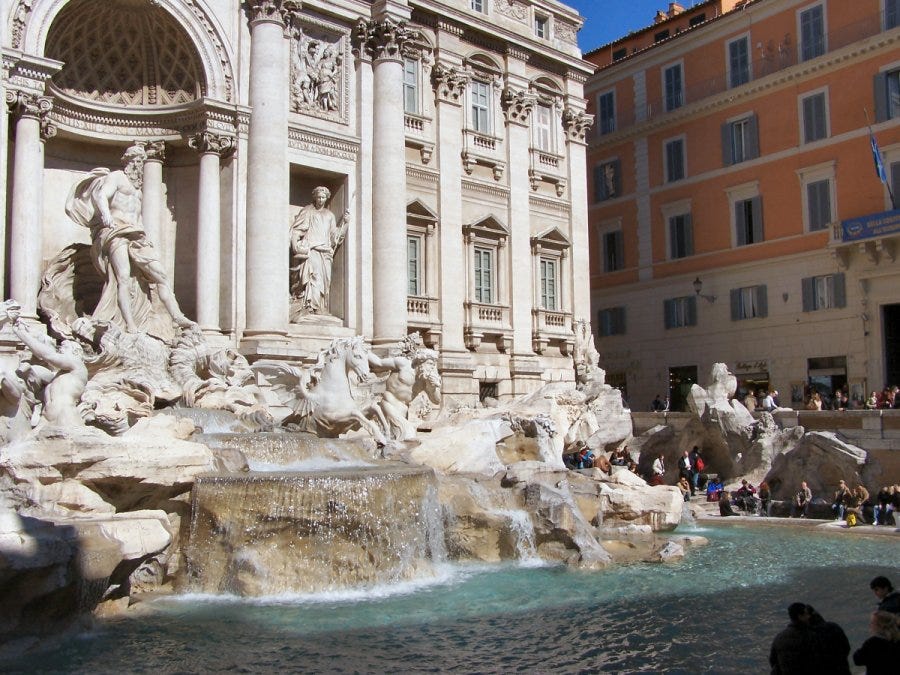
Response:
[609, 446, 629, 466]
[677, 477, 691, 502]
[718, 491, 738, 517]
[832, 480, 852, 521]
[758, 481, 772, 517]
[648, 452, 666, 486]
[706, 476, 724, 502]
[790, 481, 812, 518]
[734, 479, 759, 513]
[845, 485, 871, 524]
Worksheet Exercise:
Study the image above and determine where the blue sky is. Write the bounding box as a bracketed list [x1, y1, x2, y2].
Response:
[565, 0, 688, 52]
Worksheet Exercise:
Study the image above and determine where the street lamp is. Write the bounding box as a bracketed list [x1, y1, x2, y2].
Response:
[693, 276, 716, 303]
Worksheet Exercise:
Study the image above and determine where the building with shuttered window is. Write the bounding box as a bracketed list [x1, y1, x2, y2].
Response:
[585, 0, 900, 411]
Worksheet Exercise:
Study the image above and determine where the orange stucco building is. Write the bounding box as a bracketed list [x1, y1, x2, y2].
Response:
[585, 0, 900, 411]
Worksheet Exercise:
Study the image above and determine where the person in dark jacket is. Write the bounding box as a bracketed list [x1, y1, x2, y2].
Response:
[870, 576, 900, 614]
[769, 602, 817, 675]
[853, 610, 900, 675]
[807, 606, 850, 674]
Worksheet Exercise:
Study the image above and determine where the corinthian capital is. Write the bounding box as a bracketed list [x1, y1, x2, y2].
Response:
[144, 140, 167, 163]
[6, 90, 51, 119]
[353, 17, 421, 62]
[431, 63, 468, 104]
[501, 86, 536, 125]
[247, 0, 300, 29]
[189, 132, 236, 158]
[562, 107, 594, 143]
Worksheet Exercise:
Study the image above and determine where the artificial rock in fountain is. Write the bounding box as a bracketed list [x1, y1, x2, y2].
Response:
[762, 431, 868, 500]
[184, 465, 445, 596]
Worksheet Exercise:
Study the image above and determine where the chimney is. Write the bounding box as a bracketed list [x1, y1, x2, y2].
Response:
[668, 2, 686, 17]
[654, 10, 667, 24]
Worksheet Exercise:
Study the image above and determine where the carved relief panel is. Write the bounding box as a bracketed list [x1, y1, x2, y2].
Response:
[290, 21, 349, 125]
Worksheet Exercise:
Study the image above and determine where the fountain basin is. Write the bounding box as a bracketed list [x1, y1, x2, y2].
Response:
[184, 465, 445, 596]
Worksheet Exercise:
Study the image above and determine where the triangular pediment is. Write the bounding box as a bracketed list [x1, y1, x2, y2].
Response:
[464, 215, 509, 239]
[407, 199, 438, 223]
[531, 226, 570, 250]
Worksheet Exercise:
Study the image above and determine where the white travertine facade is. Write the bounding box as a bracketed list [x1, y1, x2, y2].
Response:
[0, 0, 594, 405]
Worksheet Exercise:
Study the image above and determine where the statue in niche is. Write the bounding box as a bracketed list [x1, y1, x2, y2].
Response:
[367, 333, 442, 441]
[0, 300, 88, 432]
[290, 35, 343, 114]
[64, 143, 193, 337]
[290, 186, 349, 320]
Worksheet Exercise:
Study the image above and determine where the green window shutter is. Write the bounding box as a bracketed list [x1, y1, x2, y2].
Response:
[833, 273, 846, 308]
[756, 284, 768, 318]
[801, 277, 815, 312]
[730, 288, 741, 321]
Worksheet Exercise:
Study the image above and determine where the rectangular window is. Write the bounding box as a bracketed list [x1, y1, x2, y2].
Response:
[664, 64, 683, 111]
[735, 196, 764, 246]
[721, 115, 759, 165]
[598, 91, 616, 135]
[403, 58, 418, 114]
[470, 0, 485, 13]
[664, 296, 697, 329]
[802, 273, 846, 311]
[534, 103, 552, 151]
[539, 258, 557, 310]
[612, 47, 627, 62]
[728, 37, 750, 88]
[474, 247, 493, 304]
[689, 13, 707, 27]
[470, 81, 491, 133]
[535, 15, 549, 39]
[598, 307, 626, 336]
[802, 92, 827, 143]
[806, 179, 832, 231]
[888, 0, 900, 29]
[669, 213, 693, 259]
[665, 138, 685, 182]
[730, 285, 768, 320]
[800, 5, 825, 61]
[603, 230, 624, 272]
[889, 70, 900, 119]
[892, 161, 900, 209]
[594, 160, 621, 202]
[407, 235, 421, 295]
[654, 29, 670, 43]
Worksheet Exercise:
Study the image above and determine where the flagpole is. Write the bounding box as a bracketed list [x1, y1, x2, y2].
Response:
[864, 108, 896, 209]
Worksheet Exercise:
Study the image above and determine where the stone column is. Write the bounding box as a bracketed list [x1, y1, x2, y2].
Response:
[501, 86, 537, 356]
[190, 132, 235, 334]
[355, 17, 417, 347]
[432, 63, 468, 354]
[562, 106, 594, 323]
[141, 141, 165, 250]
[6, 92, 54, 319]
[244, 1, 292, 339]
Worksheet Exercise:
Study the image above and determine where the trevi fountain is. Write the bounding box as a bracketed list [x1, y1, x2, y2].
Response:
[0, 1, 896, 672]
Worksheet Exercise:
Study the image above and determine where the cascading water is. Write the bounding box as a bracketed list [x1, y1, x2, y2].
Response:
[495, 509, 539, 562]
[184, 464, 446, 596]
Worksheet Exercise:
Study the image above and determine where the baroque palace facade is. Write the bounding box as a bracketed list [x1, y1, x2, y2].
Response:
[586, 0, 900, 411]
[0, 0, 594, 405]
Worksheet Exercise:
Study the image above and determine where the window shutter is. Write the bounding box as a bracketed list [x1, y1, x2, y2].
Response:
[730, 288, 741, 321]
[615, 306, 627, 334]
[892, 162, 900, 209]
[801, 276, 815, 312]
[686, 295, 697, 326]
[803, 96, 815, 142]
[612, 159, 622, 196]
[721, 122, 733, 166]
[756, 284, 768, 318]
[735, 202, 747, 246]
[668, 217, 677, 258]
[593, 165, 605, 202]
[684, 214, 694, 256]
[874, 73, 889, 123]
[615, 231, 625, 269]
[746, 114, 759, 159]
[833, 273, 846, 308]
[664, 299, 674, 329]
[751, 196, 764, 242]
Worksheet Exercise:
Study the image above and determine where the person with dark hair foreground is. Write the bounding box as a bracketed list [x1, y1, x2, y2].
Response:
[853, 611, 900, 675]
[769, 603, 850, 674]
[870, 576, 900, 615]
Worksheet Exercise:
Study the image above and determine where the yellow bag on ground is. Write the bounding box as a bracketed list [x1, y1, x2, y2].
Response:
[846, 513, 857, 527]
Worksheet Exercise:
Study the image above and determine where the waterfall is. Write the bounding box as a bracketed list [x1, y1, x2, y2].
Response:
[496, 509, 539, 562]
[185, 465, 445, 596]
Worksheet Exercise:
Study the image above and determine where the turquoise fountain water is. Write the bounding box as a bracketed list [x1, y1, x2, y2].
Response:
[3, 523, 896, 673]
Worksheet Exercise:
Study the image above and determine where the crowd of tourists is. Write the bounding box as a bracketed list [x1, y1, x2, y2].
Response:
[770, 576, 900, 674]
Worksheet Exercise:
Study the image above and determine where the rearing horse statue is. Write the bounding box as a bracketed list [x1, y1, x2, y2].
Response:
[271, 336, 388, 445]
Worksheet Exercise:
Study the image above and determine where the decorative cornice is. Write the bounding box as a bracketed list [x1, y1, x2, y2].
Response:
[353, 17, 422, 63]
[501, 86, 536, 125]
[461, 178, 510, 200]
[431, 63, 468, 104]
[529, 194, 572, 217]
[189, 131, 235, 158]
[562, 107, 593, 143]
[247, 0, 300, 28]
[287, 126, 359, 161]
[407, 165, 440, 184]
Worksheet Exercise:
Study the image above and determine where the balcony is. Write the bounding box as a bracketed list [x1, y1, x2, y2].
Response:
[407, 295, 441, 348]
[464, 301, 512, 351]
[602, 12, 894, 135]
[462, 129, 505, 180]
[531, 308, 574, 355]
[529, 148, 566, 196]
[829, 209, 900, 269]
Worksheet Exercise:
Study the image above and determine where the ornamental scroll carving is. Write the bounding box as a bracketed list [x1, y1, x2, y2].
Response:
[189, 132, 235, 158]
[6, 91, 56, 140]
[562, 107, 594, 142]
[431, 63, 468, 103]
[495, 0, 528, 23]
[247, 0, 301, 26]
[353, 18, 422, 62]
[501, 87, 537, 125]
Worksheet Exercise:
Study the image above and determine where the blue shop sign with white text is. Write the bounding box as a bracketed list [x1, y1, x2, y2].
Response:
[840, 209, 900, 242]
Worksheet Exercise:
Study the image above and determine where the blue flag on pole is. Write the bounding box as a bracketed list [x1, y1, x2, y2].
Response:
[871, 131, 888, 184]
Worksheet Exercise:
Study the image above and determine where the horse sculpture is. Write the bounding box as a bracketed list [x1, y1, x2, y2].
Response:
[261, 336, 388, 445]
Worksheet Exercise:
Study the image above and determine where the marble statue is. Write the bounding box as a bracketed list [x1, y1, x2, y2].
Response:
[255, 336, 388, 444]
[291, 36, 343, 113]
[64, 143, 193, 336]
[367, 333, 442, 441]
[1, 300, 88, 430]
[290, 186, 349, 319]
[573, 319, 606, 395]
